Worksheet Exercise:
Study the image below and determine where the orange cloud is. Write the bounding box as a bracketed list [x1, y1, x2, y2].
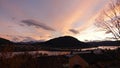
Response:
[76, 0, 108, 32]
[51, 0, 108, 36]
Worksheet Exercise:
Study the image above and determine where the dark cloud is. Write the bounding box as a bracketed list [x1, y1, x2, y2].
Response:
[69, 29, 79, 34]
[21, 19, 55, 31]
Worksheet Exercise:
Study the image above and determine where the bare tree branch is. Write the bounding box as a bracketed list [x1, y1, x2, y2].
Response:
[95, 0, 120, 40]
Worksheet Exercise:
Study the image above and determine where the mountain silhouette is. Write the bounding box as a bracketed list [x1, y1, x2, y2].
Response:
[87, 41, 120, 46]
[42, 36, 94, 48]
[0, 38, 13, 44]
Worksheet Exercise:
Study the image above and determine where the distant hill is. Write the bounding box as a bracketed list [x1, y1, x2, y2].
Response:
[0, 36, 119, 51]
[0, 38, 15, 51]
[41, 36, 95, 48]
[0, 38, 13, 45]
[87, 41, 120, 46]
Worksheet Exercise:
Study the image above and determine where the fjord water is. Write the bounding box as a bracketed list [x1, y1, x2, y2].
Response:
[0, 51, 70, 58]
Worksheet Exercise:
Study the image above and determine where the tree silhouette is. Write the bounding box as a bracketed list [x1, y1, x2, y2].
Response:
[95, 0, 120, 40]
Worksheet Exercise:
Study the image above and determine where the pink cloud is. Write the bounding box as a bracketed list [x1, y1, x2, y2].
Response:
[51, 0, 108, 35]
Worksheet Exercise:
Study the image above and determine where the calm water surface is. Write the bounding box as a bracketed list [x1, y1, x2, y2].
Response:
[0, 51, 70, 58]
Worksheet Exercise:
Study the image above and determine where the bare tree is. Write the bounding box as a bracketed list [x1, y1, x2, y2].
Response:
[95, 0, 120, 40]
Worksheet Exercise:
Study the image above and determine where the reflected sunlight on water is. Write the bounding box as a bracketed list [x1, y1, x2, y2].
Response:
[0, 51, 70, 58]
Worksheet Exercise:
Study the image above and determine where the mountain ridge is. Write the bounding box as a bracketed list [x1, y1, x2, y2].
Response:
[41, 36, 95, 48]
[0, 37, 13, 44]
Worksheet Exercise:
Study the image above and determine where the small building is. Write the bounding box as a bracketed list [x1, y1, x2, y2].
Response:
[68, 52, 117, 68]
[69, 55, 89, 68]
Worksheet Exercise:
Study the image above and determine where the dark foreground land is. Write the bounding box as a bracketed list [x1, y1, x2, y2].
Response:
[0, 48, 120, 68]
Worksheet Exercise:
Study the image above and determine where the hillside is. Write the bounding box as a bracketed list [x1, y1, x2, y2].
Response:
[0, 38, 13, 44]
[0, 36, 119, 51]
[41, 36, 95, 48]
[87, 41, 120, 46]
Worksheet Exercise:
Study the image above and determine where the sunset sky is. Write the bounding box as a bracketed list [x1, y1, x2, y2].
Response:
[0, 0, 112, 42]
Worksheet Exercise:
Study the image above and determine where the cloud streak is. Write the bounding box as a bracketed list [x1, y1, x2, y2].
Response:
[69, 29, 79, 34]
[21, 19, 55, 31]
[51, 0, 108, 35]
